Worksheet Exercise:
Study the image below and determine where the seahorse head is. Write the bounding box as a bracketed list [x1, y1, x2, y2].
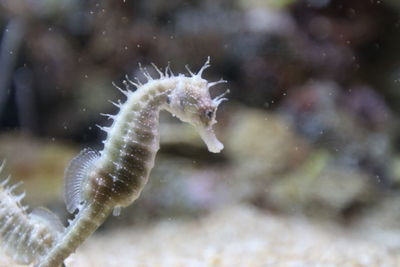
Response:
[166, 58, 228, 153]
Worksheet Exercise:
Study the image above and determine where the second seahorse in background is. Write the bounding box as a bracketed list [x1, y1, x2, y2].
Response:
[0, 58, 228, 267]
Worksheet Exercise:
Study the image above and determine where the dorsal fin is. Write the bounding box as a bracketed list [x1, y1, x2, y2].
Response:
[30, 207, 64, 234]
[64, 148, 99, 213]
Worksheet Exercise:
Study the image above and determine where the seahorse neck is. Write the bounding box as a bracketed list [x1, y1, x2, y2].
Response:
[98, 77, 179, 169]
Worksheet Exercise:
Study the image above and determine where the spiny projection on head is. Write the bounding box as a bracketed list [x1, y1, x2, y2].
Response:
[0, 57, 228, 267]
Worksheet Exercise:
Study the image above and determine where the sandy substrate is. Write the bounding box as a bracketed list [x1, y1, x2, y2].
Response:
[1, 204, 399, 267]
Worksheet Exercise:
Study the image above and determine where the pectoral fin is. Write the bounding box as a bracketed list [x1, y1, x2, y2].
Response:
[64, 149, 99, 213]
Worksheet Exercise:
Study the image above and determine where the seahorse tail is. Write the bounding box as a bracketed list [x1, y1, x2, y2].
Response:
[0, 162, 64, 264]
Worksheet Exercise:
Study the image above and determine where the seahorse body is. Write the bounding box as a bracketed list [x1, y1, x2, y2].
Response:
[0, 58, 227, 267]
[0, 162, 63, 265]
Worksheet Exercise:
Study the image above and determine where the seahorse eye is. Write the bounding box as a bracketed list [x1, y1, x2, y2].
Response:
[205, 109, 214, 120]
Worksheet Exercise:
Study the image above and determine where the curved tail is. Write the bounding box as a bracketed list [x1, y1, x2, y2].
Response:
[0, 161, 64, 265]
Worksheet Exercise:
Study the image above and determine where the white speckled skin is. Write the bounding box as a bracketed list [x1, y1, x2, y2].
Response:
[0, 58, 227, 267]
[0, 163, 63, 265]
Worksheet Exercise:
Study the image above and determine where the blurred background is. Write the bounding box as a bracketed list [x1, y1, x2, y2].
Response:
[1, 0, 400, 266]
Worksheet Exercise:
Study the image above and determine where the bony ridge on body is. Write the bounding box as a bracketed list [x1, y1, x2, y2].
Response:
[0, 57, 228, 267]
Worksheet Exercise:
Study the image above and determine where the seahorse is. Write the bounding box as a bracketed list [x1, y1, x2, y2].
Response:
[0, 57, 228, 267]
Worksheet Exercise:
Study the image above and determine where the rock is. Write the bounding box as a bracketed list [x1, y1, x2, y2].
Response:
[267, 150, 377, 219]
[0, 132, 77, 208]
